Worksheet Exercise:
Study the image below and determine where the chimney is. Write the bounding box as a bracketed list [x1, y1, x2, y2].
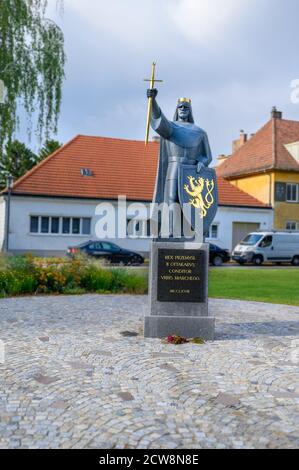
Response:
[271, 106, 282, 119]
[232, 130, 247, 153]
[152, 135, 160, 143]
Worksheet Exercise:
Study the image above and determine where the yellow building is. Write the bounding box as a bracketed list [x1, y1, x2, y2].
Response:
[217, 108, 299, 230]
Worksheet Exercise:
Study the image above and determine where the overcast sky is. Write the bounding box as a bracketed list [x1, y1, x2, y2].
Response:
[24, 0, 299, 158]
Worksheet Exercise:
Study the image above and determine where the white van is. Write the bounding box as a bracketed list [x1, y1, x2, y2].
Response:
[232, 231, 299, 266]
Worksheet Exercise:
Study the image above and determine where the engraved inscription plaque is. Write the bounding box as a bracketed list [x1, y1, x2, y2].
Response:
[157, 249, 206, 303]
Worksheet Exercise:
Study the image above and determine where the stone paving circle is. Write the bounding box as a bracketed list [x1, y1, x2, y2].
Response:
[0, 294, 299, 449]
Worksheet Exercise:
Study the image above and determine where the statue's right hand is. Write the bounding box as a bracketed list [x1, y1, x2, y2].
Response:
[147, 88, 158, 99]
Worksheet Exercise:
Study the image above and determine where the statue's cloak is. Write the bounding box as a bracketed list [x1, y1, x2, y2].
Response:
[151, 112, 212, 205]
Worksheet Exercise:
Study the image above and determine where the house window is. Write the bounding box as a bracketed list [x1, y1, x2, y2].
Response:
[82, 218, 91, 235]
[80, 168, 93, 177]
[30, 216, 39, 233]
[146, 220, 151, 237]
[51, 217, 60, 234]
[127, 218, 134, 237]
[286, 221, 298, 231]
[30, 216, 92, 236]
[72, 218, 80, 234]
[127, 218, 148, 238]
[286, 183, 298, 202]
[62, 217, 70, 234]
[41, 217, 49, 233]
[208, 224, 219, 239]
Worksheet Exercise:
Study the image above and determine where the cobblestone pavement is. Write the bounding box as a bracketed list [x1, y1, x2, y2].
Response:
[0, 295, 299, 449]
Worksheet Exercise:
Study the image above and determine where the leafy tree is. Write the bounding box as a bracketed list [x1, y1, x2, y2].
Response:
[0, 1, 65, 151]
[0, 140, 38, 189]
[39, 139, 62, 160]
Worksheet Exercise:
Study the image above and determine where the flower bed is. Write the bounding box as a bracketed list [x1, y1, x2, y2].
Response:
[0, 254, 148, 298]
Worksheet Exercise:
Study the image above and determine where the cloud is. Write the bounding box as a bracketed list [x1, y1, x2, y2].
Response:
[66, 0, 165, 49]
[20, 0, 299, 161]
[169, 0, 251, 45]
[65, 0, 251, 50]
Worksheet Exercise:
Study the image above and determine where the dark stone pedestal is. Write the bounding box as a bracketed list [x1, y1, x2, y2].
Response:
[144, 241, 215, 340]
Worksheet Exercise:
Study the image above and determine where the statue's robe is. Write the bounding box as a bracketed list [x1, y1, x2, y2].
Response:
[151, 111, 212, 205]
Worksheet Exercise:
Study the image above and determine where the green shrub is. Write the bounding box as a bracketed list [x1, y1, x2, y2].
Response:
[0, 270, 13, 295]
[80, 265, 114, 292]
[120, 272, 148, 294]
[6, 254, 35, 273]
[0, 253, 7, 271]
[9, 274, 38, 295]
[36, 267, 67, 293]
[62, 287, 87, 295]
[0, 270, 38, 296]
[60, 258, 84, 290]
[110, 268, 130, 292]
[109, 268, 147, 294]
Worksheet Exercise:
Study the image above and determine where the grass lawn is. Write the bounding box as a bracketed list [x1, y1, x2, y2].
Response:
[209, 268, 299, 306]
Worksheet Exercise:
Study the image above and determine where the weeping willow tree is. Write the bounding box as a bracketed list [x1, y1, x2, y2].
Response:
[0, 0, 65, 151]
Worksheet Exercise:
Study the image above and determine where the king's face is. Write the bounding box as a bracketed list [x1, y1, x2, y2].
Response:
[178, 105, 190, 121]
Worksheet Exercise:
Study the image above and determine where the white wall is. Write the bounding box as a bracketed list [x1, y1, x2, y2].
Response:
[5, 196, 151, 256]
[0, 195, 273, 256]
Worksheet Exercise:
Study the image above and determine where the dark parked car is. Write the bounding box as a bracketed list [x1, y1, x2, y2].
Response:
[67, 241, 144, 265]
[209, 243, 230, 266]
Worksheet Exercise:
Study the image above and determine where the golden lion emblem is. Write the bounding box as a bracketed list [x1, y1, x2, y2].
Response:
[184, 176, 215, 218]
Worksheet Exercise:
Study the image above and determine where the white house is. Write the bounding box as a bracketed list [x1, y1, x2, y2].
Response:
[0, 135, 273, 256]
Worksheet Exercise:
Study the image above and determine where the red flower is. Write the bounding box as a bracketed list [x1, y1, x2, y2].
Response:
[167, 335, 175, 343]
[166, 335, 189, 345]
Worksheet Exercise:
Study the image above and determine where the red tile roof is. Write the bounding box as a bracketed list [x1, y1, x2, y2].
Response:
[217, 118, 299, 178]
[10, 135, 269, 208]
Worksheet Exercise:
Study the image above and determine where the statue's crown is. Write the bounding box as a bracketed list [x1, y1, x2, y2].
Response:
[178, 97, 192, 104]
